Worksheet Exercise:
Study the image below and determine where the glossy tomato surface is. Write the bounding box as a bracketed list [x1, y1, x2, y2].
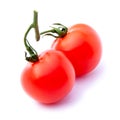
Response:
[21, 50, 75, 104]
[52, 24, 102, 77]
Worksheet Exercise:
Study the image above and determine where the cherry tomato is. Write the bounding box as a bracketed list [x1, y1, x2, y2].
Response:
[21, 50, 75, 104]
[51, 24, 102, 77]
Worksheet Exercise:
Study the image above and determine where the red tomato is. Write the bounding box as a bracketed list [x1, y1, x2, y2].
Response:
[21, 50, 75, 104]
[52, 24, 102, 77]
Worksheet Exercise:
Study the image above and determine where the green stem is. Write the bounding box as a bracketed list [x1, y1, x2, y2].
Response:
[33, 11, 40, 41]
[40, 29, 55, 35]
[40, 23, 68, 38]
[24, 11, 40, 62]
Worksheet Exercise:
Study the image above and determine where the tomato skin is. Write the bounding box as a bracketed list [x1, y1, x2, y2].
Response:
[21, 50, 75, 104]
[52, 24, 102, 77]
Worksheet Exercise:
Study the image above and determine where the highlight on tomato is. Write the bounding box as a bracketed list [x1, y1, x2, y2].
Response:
[21, 11, 75, 104]
[40, 23, 102, 77]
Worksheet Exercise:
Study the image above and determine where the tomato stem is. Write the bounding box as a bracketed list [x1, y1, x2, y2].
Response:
[24, 10, 40, 62]
[40, 23, 68, 38]
[33, 11, 40, 41]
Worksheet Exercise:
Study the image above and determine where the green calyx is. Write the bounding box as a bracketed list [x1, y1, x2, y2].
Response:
[40, 23, 68, 38]
[24, 10, 40, 62]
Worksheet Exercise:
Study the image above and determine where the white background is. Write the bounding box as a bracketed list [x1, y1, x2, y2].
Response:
[0, 0, 120, 120]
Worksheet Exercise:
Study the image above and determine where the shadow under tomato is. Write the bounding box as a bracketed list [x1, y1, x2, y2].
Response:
[35, 88, 78, 108]
[35, 63, 105, 108]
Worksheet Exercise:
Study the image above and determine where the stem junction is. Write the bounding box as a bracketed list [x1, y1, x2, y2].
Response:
[40, 23, 68, 38]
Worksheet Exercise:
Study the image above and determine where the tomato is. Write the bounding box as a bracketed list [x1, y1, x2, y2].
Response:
[21, 11, 75, 104]
[21, 50, 75, 104]
[51, 24, 102, 77]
